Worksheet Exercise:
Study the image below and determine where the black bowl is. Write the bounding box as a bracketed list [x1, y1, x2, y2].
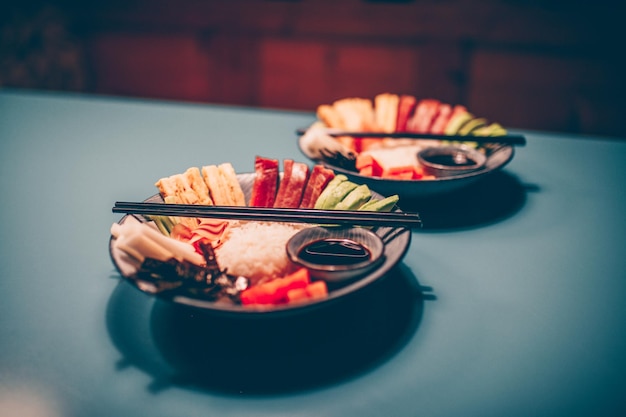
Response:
[109, 173, 412, 317]
[298, 135, 515, 199]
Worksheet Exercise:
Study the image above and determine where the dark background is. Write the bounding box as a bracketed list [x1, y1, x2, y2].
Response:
[2, 0, 625, 138]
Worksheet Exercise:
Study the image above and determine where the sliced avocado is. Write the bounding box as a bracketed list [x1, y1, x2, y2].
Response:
[473, 122, 506, 137]
[314, 174, 348, 209]
[320, 181, 359, 210]
[489, 124, 508, 136]
[444, 112, 474, 135]
[359, 195, 400, 212]
[334, 184, 372, 210]
[459, 118, 487, 135]
[472, 125, 493, 136]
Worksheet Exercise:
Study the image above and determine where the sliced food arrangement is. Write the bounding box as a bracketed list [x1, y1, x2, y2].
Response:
[300, 92, 521, 184]
[110, 156, 411, 312]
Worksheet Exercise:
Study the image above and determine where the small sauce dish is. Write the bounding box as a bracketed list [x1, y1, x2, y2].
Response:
[417, 145, 486, 177]
[286, 226, 385, 283]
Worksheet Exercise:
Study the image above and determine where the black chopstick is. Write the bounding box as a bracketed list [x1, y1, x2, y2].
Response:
[113, 201, 422, 228]
[296, 128, 526, 146]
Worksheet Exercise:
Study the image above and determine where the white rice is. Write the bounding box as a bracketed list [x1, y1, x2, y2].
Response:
[215, 221, 307, 284]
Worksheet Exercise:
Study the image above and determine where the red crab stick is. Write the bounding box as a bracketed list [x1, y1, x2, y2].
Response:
[249, 156, 279, 207]
[299, 165, 335, 209]
[274, 159, 310, 208]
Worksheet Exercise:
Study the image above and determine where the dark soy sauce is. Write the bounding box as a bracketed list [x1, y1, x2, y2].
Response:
[299, 238, 371, 266]
[422, 153, 477, 167]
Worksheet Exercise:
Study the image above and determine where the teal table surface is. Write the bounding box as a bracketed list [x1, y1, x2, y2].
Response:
[1, 89, 625, 417]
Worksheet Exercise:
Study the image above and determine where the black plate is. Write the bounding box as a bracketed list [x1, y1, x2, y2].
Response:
[109, 173, 412, 316]
[298, 136, 515, 198]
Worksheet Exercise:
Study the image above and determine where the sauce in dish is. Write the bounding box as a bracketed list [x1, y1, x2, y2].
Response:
[417, 145, 487, 177]
[420, 152, 478, 167]
[298, 238, 371, 266]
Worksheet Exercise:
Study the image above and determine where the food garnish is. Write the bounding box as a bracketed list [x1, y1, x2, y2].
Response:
[249, 156, 280, 207]
[112, 156, 400, 308]
[312, 93, 508, 180]
[298, 164, 335, 208]
[239, 268, 328, 307]
[273, 159, 310, 208]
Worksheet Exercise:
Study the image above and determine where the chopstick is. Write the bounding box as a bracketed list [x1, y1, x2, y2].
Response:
[113, 201, 422, 228]
[296, 128, 526, 146]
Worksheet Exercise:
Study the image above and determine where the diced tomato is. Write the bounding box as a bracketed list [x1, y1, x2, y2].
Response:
[239, 289, 273, 306]
[239, 268, 331, 307]
[356, 153, 383, 177]
[274, 268, 310, 301]
[285, 287, 310, 304]
[240, 268, 311, 306]
[305, 281, 328, 300]
[391, 171, 415, 180]
[381, 165, 416, 179]
[371, 162, 383, 177]
[379, 163, 434, 180]
[413, 165, 428, 179]
[359, 166, 374, 176]
[356, 153, 374, 170]
[286, 281, 328, 304]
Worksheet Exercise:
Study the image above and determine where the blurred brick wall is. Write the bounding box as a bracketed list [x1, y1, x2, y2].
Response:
[0, 3, 88, 91]
[2, 0, 625, 137]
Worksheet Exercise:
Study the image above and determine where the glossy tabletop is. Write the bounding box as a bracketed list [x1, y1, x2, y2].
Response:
[1, 89, 625, 417]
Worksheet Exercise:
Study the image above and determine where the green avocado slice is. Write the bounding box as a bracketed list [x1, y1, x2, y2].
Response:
[334, 184, 372, 210]
[314, 174, 348, 209]
[444, 112, 474, 135]
[473, 122, 507, 137]
[459, 118, 487, 135]
[319, 181, 359, 209]
[358, 194, 400, 212]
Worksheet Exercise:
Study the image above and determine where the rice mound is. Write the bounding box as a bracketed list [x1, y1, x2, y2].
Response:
[215, 221, 307, 284]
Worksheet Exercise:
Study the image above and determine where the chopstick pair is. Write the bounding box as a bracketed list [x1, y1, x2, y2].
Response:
[296, 128, 526, 146]
[113, 201, 422, 228]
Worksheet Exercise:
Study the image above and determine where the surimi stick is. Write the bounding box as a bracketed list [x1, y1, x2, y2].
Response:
[430, 103, 453, 134]
[396, 95, 418, 132]
[407, 99, 441, 133]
